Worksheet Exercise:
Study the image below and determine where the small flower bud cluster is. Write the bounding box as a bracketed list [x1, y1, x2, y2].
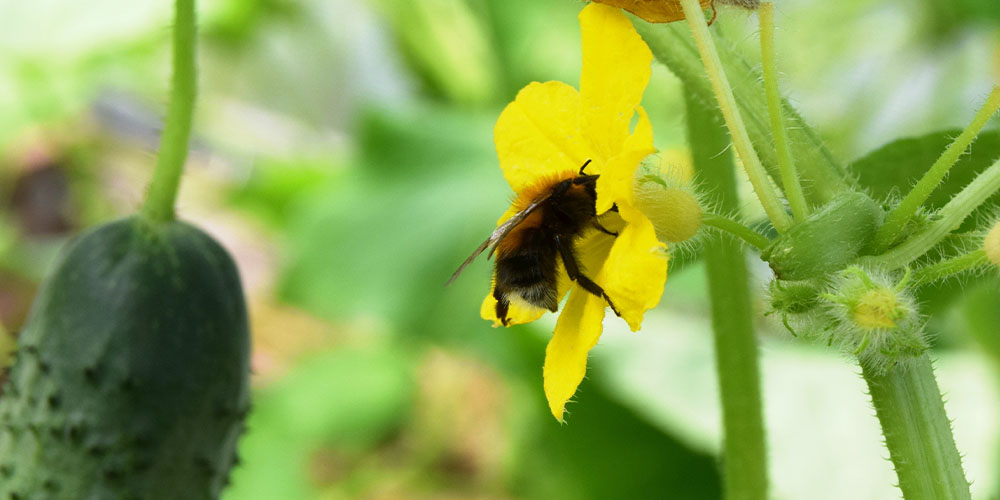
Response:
[768, 267, 927, 373]
[633, 154, 704, 245]
[822, 267, 926, 372]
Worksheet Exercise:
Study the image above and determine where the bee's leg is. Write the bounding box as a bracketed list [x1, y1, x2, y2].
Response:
[593, 221, 618, 237]
[554, 235, 622, 317]
[493, 287, 510, 326]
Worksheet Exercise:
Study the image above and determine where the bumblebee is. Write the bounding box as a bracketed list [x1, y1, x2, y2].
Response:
[448, 160, 620, 326]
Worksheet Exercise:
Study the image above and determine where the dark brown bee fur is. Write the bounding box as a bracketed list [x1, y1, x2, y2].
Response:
[448, 160, 620, 326]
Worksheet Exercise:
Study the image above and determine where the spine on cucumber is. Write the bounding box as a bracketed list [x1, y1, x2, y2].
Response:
[0, 215, 250, 500]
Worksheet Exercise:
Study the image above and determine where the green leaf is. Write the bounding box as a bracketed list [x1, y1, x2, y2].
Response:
[958, 281, 1000, 361]
[849, 129, 1000, 213]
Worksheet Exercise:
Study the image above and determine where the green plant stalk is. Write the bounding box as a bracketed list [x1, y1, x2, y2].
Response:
[141, 0, 197, 223]
[702, 213, 770, 250]
[685, 87, 769, 500]
[911, 249, 988, 287]
[759, 2, 808, 221]
[679, 0, 792, 233]
[863, 355, 971, 500]
[0, 319, 11, 368]
[874, 86, 1000, 252]
[635, 16, 851, 206]
[863, 158, 1000, 269]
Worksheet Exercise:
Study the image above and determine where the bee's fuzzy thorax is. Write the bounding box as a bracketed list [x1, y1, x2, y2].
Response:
[511, 170, 580, 211]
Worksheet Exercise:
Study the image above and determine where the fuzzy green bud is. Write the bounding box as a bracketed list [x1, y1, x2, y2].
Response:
[763, 191, 883, 280]
[823, 267, 926, 372]
[768, 279, 822, 315]
[986, 219, 1000, 267]
[634, 156, 704, 244]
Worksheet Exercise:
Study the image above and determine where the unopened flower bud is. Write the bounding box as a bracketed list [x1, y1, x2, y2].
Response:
[985, 219, 1000, 267]
[633, 155, 703, 244]
[824, 267, 926, 372]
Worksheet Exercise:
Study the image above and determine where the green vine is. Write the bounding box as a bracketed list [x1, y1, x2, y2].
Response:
[686, 86, 769, 500]
[141, 0, 198, 223]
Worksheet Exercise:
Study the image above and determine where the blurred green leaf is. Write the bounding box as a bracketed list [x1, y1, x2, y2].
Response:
[228, 157, 342, 228]
[225, 344, 415, 500]
[365, 0, 500, 105]
[278, 103, 507, 326]
[959, 281, 1000, 361]
[509, 369, 721, 500]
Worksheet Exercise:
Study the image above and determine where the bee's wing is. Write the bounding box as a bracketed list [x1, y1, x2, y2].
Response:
[445, 197, 547, 286]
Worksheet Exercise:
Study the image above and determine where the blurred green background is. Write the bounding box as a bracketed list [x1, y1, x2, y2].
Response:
[1, 0, 999, 499]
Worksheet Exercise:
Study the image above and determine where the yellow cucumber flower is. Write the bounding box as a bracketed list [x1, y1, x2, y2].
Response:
[481, 3, 667, 421]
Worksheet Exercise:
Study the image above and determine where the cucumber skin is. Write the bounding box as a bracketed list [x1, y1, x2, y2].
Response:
[0, 216, 250, 500]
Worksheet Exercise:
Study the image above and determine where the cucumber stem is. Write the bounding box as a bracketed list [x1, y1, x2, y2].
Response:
[679, 0, 793, 233]
[142, 0, 198, 223]
[701, 213, 770, 250]
[686, 86, 769, 500]
[873, 86, 1000, 252]
[759, 2, 809, 221]
[911, 249, 989, 287]
[862, 158, 1000, 269]
[863, 355, 971, 500]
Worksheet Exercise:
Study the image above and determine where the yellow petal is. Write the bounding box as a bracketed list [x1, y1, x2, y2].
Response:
[595, 106, 656, 214]
[494, 81, 593, 194]
[543, 286, 607, 421]
[601, 206, 668, 331]
[579, 3, 653, 162]
[481, 286, 548, 326]
[590, 0, 713, 23]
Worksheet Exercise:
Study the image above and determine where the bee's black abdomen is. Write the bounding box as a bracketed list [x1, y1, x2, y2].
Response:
[494, 227, 560, 315]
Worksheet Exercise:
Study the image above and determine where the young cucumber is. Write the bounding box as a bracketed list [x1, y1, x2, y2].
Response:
[0, 215, 250, 500]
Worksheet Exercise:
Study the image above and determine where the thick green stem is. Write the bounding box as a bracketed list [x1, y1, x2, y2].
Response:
[141, 0, 198, 223]
[874, 86, 1000, 252]
[863, 355, 971, 500]
[911, 249, 988, 287]
[686, 87, 768, 500]
[702, 213, 770, 251]
[679, 0, 792, 233]
[759, 2, 808, 221]
[862, 158, 1000, 269]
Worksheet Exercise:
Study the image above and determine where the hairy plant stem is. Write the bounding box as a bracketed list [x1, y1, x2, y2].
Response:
[759, 2, 808, 221]
[911, 249, 989, 287]
[874, 86, 1000, 252]
[862, 158, 1000, 269]
[701, 213, 770, 250]
[636, 19, 851, 206]
[686, 87, 768, 500]
[141, 0, 197, 223]
[863, 355, 971, 500]
[679, 0, 792, 233]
